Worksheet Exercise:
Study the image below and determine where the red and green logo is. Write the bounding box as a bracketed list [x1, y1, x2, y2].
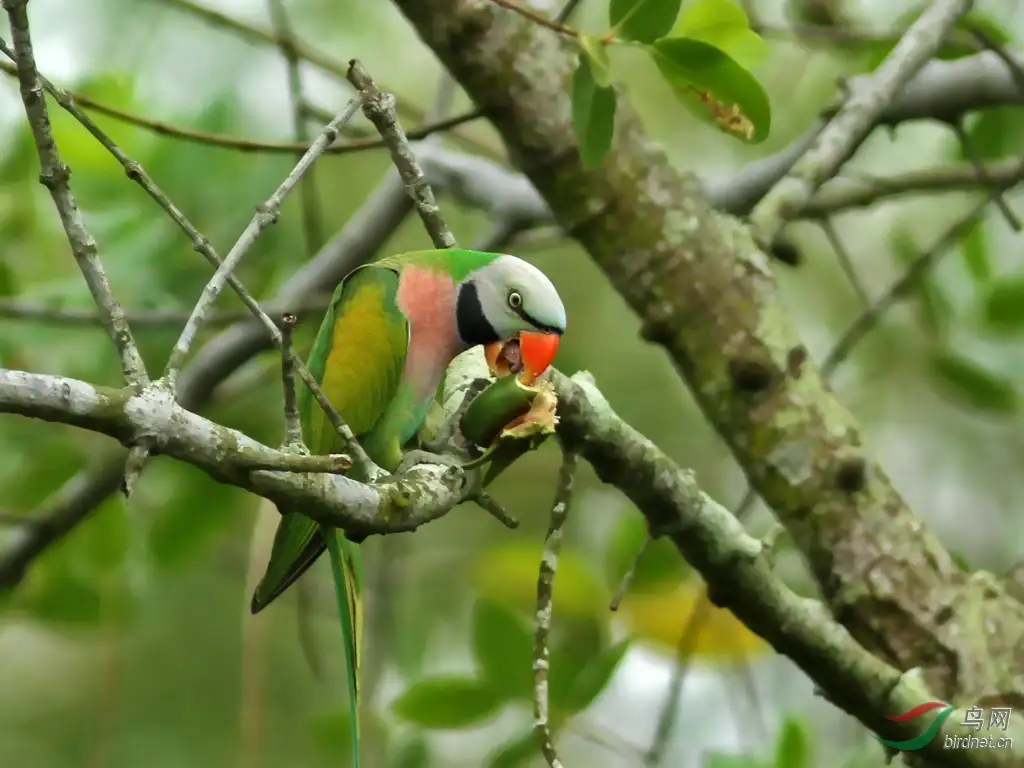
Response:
[876, 701, 957, 751]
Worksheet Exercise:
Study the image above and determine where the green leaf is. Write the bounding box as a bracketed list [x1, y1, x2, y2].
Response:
[392, 677, 503, 729]
[487, 731, 541, 768]
[671, 0, 768, 71]
[472, 597, 534, 701]
[565, 638, 631, 712]
[648, 37, 770, 143]
[571, 53, 617, 169]
[928, 350, 1019, 414]
[981, 274, 1024, 335]
[605, 514, 689, 592]
[609, 0, 683, 43]
[959, 219, 990, 284]
[773, 717, 809, 768]
[961, 108, 1024, 162]
[579, 36, 613, 88]
[388, 736, 431, 768]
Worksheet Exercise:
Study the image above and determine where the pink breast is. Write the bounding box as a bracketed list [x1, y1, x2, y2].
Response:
[396, 265, 461, 398]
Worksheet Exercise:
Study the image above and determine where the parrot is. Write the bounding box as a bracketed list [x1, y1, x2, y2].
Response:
[249, 248, 566, 768]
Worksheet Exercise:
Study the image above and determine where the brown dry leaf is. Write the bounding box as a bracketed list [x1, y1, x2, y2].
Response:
[689, 87, 754, 141]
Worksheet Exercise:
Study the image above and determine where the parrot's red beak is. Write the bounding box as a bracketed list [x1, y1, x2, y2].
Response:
[518, 331, 559, 385]
[484, 332, 560, 384]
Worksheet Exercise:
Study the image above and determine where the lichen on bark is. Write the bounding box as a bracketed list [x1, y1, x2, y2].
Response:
[393, 0, 1024, 715]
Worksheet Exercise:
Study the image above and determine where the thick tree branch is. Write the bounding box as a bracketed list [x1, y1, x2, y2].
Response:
[0, 369, 468, 543]
[0, 171, 414, 585]
[550, 370, 1024, 768]
[391, 0, 1024, 722]
[749, 0, 973, 241]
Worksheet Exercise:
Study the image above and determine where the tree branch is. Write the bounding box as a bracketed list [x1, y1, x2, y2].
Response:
[550, 370, 1024, 768]
[391, 0, 1024, 724]
[150, 0, 500, 158]
[749, 0, 973, 242]
[0, 58, 484, 155]
[347, 60, 458, 249]
[533, 448, 577, 768]
[163, 99, 362, 383]
[0, 369, 466, 542]
[1, 2, 148, 391]
[266, 0, 326, 255]
[0, 168, 414, 585]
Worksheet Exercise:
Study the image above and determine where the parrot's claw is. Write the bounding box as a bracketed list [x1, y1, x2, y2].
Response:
[396, 449, 464, 476]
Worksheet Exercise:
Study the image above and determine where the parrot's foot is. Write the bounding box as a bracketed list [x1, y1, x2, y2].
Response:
[396, 449, 464, 476]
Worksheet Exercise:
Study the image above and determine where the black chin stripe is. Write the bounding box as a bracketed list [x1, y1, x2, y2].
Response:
[456, 282, 500, 346]
[514, 305, 563, 335]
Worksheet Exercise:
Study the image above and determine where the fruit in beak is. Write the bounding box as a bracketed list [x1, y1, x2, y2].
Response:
[484, 340, 510, 379]
[484, 332, 560, 384]
[518, 331, 559, 385]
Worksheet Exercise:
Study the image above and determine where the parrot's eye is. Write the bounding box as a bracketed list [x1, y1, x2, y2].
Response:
[507, 290, 523, 309]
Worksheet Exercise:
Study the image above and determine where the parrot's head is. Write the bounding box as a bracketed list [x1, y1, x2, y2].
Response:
[455, 254, 565, 384]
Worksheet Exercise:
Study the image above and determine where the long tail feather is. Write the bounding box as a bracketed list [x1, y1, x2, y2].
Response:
[324, 526, 363, 768]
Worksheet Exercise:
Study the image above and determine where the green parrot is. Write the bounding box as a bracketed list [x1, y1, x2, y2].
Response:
[250, 248, 566, 767]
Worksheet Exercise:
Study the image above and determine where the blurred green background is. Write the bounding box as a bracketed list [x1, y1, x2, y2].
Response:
[2, 0, 1024, 766]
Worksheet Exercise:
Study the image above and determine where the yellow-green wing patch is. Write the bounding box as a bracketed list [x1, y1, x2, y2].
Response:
[301, 265, 410, 463]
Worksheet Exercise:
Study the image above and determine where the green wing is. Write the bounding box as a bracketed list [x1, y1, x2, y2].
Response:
[251, 263, 408, 611]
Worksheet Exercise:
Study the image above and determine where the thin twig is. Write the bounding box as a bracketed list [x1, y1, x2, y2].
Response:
[0, 9, 148, 391]
[553, 0, 584, 24]
[820, 217, 871, 307]
[533, 449, 578, 768]
[0, 58, 483, 155]
[474, 490, 520, 529]
[163, 98, 362, 383]
[642, 487, 758, 762]
[950, 119, 1021, 231]
[0, 164, 416, 589]
[609, 534, 653, 611]
[644, 595, 713, 766]
[0, 299, 325, 327]
[151, 0, 500, 158]
[822, 201, 987, 377]
[266, 0, 325, 255]
[749, 0, 973, 242]
[805, 157, 1024, 217]
[0, 35, 304, 349]
[964, 22, 1024, 100]
[279, 313, 303, 447]
[347, 60, 458, 250]
[488, 0, 579, 37]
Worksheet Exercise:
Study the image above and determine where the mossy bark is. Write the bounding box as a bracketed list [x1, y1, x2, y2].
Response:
[393, 0, 1024, 716]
